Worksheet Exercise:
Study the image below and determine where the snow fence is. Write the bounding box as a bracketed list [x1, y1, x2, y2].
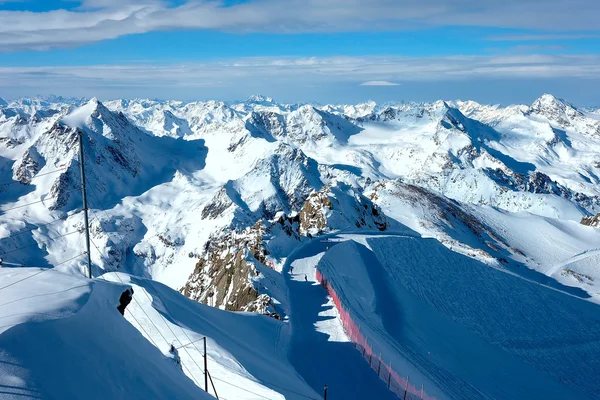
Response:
[315, 269, 436, 400]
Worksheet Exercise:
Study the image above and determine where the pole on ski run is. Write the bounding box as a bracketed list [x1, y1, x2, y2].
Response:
[323, 385, 328, 400]
[403, 376, 409, 400]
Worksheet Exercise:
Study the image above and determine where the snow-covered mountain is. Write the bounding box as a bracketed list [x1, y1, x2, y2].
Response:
[3, 93, 600, 399]
[3, 94, 600, 302]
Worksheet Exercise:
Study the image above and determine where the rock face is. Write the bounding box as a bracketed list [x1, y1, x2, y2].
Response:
[12, 148, 43, 184]
[299, 188, 332, 235]
[181, 183, 389, 313]
[180, 221, 273, 313]
[581, 214, 600, 227]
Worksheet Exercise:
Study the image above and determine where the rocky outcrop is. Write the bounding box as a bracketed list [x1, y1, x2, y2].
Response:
[483, 168, 600, 209]
[117, 288, 134, 315]
[182, 183, 389, 313]
[180, 220, 273, 313]
[299, 188, 332, 235]
[299, 184, 388, 235]
[581, 213, 600, 228]
[12, 148, 43, 184]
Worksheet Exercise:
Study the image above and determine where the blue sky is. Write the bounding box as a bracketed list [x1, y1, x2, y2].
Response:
[0, 0, 599, 105]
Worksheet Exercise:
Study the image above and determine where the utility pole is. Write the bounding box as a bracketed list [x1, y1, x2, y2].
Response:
[78, 130, 92, 279]
[204, 336, 208, 392]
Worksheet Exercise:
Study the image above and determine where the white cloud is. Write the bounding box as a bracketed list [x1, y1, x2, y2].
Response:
[486, 33, 600, 42]
[360, 81, 400, 86]
[0, 0, 599, 51]
[1, 55, 599, 94]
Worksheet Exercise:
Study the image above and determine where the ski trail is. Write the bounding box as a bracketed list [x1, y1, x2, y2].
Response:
[546, 248, 600, 277]
[284, 236, 398, 400]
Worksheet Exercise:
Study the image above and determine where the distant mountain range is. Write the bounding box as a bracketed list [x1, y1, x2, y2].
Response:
[2, 93, 600, 313]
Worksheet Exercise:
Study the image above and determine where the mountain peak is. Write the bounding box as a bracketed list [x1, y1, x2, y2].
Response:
[61, 97, 110, 129]
[530, 93, 580, 113]
[530, 93, 583, 123]
[247, 94, 274, 103]
[0, 97, 7, 107]
[532, 93, 563, 107]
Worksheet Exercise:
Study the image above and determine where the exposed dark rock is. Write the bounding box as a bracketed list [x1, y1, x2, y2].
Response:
[117, 288, 134, 315]
[13, 147, 43, 184]
[581, 213, 600, 228]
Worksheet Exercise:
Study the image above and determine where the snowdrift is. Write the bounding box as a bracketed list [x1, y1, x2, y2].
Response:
[0, 268, 210, 400]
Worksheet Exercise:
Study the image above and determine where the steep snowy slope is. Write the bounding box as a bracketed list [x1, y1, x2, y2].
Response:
[294, 234, 600, 399]
[3, 93, 600, 400]
[0, 267, 319, 400]
[0, 268, 212, 400]
[0, 99, 208, 276]
[3, 94, 600, 310]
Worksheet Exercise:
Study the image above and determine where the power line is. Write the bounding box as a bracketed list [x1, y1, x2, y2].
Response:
[200, 357, 320, 400]
[0, 269, 49, 292]
[0, 229, 81, 257]
[126, 307, 160, 348]
[0, 215, 69, 241]
[30, 251, 89, 269]
[0, 168, 67, 188]
[85, 184, 318, 400]
[211, 377, 273, 400]
[1, 188, 80, 213]
[0, 252, 89, 292]
[0, 282, 89, 309]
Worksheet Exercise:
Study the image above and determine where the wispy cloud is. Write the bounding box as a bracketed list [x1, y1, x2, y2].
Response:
[486, 33, 600, 42]
[360, 80, 400, 86]
[1, 55, 599, 92]
[0, 0, 599, 51]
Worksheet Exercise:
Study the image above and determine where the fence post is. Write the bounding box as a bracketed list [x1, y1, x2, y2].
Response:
[403, 376, 410, 400]
[324, 385, 328, 400]
[387, 363, 392, 389]
[377, 355, 381, 377]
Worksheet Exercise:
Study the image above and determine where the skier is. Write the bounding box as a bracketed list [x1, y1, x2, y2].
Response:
[304, 274, 308, 282]
[169, 344, 182, 369]
[290, 266, 294, 274]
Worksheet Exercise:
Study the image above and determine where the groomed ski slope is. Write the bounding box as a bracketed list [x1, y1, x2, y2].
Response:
[286, 233, 600, 400]
[0, 268, 320, 400]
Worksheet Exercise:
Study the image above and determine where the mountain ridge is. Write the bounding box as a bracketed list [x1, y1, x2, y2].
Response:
[2, 93, 600, 313]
